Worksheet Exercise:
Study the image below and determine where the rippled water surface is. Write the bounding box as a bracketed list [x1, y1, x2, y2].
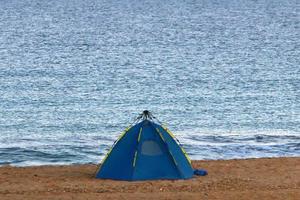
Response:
[0, 0, 299, 166]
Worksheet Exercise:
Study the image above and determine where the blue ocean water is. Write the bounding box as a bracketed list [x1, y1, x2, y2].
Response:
[0, 0, 299, 166]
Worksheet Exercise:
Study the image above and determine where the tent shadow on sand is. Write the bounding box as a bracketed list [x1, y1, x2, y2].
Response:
[95, 110, 207, 181]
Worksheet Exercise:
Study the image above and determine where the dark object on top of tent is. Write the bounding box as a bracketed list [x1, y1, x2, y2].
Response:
[95, 111, 203, 181]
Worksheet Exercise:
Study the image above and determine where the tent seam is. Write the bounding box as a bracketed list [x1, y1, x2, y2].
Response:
[153, 125, 184, 178]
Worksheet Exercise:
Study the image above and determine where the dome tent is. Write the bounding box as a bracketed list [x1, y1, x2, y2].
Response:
[95, 111, 194, 181]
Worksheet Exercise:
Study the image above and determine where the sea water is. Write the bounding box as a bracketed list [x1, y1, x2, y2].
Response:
[0, 0, 299, 166]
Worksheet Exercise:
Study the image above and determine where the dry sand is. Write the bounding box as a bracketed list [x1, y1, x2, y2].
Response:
[0, 157, 299, 200]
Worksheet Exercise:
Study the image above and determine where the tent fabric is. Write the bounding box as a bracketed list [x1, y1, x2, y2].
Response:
[95, 119, 194, 181]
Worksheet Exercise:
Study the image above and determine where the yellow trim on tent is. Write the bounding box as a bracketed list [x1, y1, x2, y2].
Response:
[138, 127, 142, 142]
[133, 151, 138, 167]
[162, 125, 177, 139]
[169, 152, 178, 166]
[95, 125, 132, 175]
[117, 125, 132, 142]
[156, 128, 165, 142]
[180, 147, 191, 164]
[132, 128, 143, 168]
[162, 125, 192, 165]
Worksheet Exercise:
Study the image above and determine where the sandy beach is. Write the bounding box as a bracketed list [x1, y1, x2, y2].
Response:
[0, 157, 299, 200]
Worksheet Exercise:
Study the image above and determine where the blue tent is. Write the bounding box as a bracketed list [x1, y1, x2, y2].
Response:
[95, 111, 194, 181]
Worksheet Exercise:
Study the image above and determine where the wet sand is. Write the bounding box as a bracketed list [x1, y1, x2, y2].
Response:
[0, 157, 299, 200]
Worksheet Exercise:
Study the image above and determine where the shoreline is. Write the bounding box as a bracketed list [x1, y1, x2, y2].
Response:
[0, 157, 299, 199]
[4, 155, 300, 168]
